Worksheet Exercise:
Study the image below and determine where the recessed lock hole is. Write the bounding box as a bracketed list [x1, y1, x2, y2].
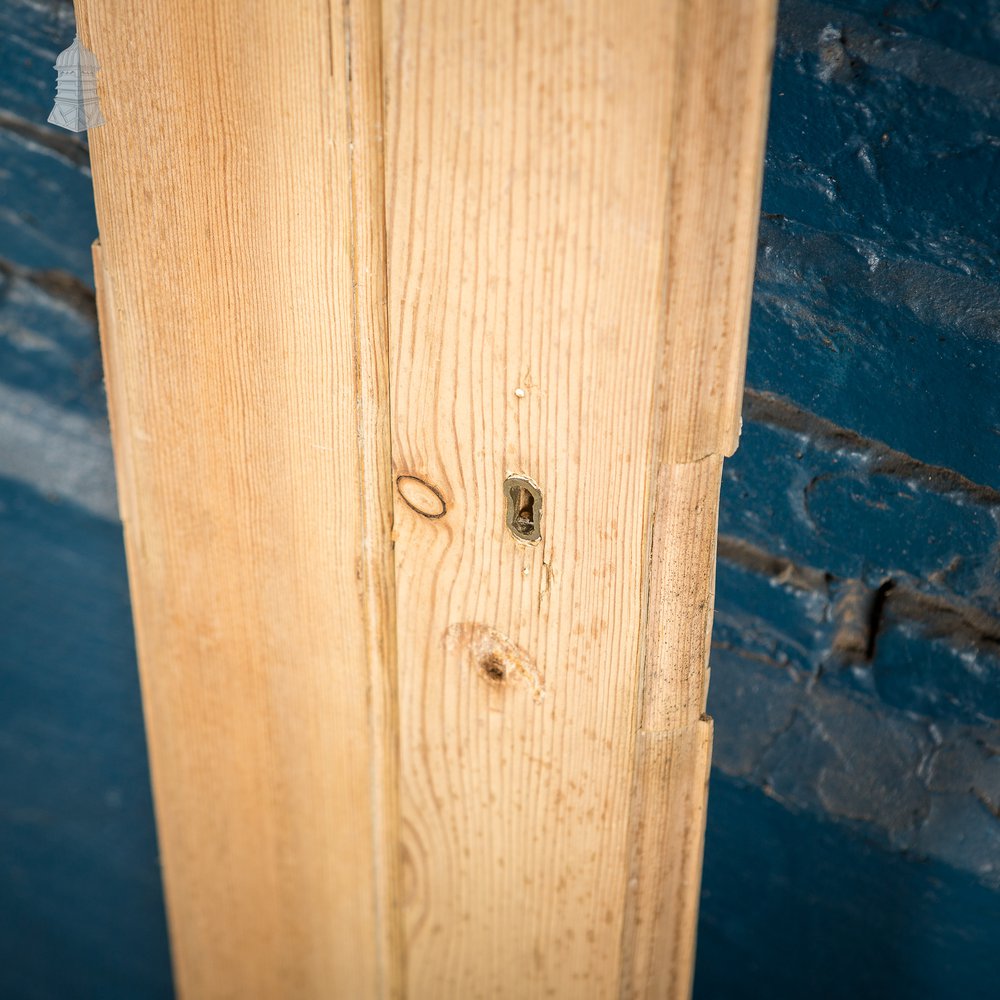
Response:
[504, 475, 542, 543]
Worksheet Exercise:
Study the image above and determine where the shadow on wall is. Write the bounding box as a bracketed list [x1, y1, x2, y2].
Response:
[696, 774, 1000, 1000]
[0, 476, 173, 999]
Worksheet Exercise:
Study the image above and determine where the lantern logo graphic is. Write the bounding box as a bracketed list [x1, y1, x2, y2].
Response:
[48, 36, 105, 133]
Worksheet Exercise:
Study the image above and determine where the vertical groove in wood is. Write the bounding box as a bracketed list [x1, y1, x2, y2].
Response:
[637, 459, 724, 737]
[81, 2, 397, 996]
[344, 0, 405, 993]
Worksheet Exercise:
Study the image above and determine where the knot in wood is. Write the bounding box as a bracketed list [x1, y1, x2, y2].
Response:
[397, 475, 447, 518]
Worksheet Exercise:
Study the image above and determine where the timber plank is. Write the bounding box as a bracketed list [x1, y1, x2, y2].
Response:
[81, 2, 398, 996]
[81, 0, 773, 995]
[383, 1, 774, 996]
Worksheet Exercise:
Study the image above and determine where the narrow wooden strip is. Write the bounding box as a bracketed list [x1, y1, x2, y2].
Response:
[657, 1, 777, 462]
[92, 243, 133, 529]
[623, 3, 777, 994]
[81, 2, 396, 996]
[621, 723, 714, 1000]
[621, 458, 722, 999]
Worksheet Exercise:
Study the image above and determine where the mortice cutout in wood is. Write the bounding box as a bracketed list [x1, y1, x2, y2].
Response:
[504, 474, 543, 544]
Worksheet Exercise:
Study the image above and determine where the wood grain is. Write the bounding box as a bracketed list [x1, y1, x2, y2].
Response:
[382, 1, 774, 997]
[623, 724, 714, 1000]
[82, 0, 772, 994]
[81, 2, 398, 996]
[621, 458, 722, 999]
[625, 4, 776, 990]
[656, 1, 778, 463]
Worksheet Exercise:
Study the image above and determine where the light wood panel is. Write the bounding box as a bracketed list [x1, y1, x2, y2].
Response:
[82, 0, 773, 994]
[382, 2, 774, 999]
[81, 1, 398, 996]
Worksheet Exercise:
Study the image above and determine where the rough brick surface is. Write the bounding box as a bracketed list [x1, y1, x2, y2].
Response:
[0, 0, 997, 997]
[748, 0, 1000, 490]
[698, 2, 1000, 997]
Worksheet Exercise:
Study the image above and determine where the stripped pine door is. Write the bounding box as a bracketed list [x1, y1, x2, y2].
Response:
[80, 0, 775, 996]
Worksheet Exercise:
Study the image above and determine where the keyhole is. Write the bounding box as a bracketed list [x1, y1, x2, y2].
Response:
[504, 475, 542, 543]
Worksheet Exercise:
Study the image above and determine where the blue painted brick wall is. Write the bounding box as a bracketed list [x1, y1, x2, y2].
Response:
[1, 3, 172, 997]
[699, 2, 1000, 996]
[1, 1, 997, 997]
